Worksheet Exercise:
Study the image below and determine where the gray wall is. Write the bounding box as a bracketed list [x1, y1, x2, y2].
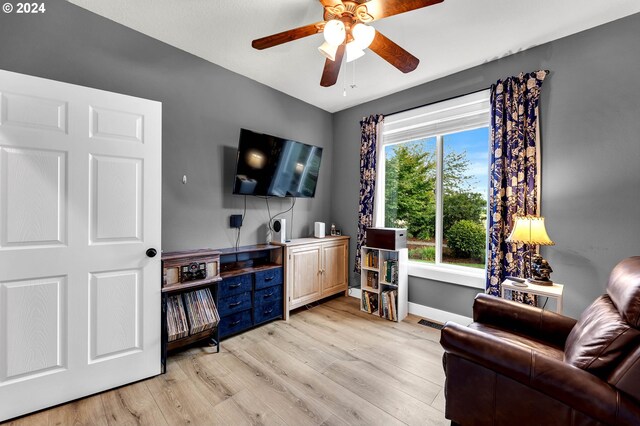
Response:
[2, 1, 639, 319]
[0, 0, 333, 252]
[332, 13, 640, 319]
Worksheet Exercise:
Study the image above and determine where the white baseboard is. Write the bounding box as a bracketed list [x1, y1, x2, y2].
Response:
[348, 287, 472, 325]
[408, 302, 473, 325]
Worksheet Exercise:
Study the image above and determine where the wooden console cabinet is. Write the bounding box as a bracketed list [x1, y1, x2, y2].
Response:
[278, 236, 349, 319]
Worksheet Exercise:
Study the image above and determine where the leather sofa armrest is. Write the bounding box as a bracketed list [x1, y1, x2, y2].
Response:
[473, 293, 577, 348]
[441, 322, 640, 425]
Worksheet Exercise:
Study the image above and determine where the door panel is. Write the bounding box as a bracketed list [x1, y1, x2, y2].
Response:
[0, 276, 67, 383]
[289, 246, 321, 308]
[89, 155, 142, 243]
[89, 269, 141, 362]
[0, 147, 67, 247]
[0, 69, 161, 422]
[322, 242, 347, 295]
[89, 106, 144, 144]
[0, 92, 67, 133]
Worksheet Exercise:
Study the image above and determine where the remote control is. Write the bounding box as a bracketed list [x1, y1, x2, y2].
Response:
[506, 276, 525, 283]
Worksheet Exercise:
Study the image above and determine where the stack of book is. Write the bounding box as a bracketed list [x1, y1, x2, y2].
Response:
[183, 288, 220, 334]
[366, 271, 379, 289]
[382, 259, 398, 284]
[365, 251, 379, 268]
[381, 289, 398, 321]
[166, 295, 189, 342]
[361, 291, 379, 314]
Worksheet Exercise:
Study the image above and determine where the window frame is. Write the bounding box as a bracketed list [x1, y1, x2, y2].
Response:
[377, 90, 491, 289]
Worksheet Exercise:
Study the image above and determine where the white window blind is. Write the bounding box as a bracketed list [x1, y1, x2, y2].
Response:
[383, 89, 491, 145]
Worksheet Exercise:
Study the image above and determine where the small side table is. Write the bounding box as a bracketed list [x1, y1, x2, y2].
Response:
[501, 279, 564, 314]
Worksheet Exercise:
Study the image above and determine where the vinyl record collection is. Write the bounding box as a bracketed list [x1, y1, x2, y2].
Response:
[167, 288, 219, 341]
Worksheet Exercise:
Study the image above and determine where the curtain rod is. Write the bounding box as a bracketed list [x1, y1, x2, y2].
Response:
[384, 87, 490, 117]
[384, 69, 550, 117]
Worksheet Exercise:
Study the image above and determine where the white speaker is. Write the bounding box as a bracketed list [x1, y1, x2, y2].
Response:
[314, 222, 325, 238]
[272, 218, 286, 243]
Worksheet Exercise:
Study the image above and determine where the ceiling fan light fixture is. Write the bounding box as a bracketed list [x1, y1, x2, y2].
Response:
[345, 42, 365, 63]
[323, 19, 346, 45]
[318, 41, 339, 61]
[352, 23, 375, 49]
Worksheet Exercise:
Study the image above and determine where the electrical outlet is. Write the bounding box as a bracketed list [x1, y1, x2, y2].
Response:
[230, 214, 243, 228]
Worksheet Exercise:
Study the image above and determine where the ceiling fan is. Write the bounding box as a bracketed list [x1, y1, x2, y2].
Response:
[252, 0, 444, 87]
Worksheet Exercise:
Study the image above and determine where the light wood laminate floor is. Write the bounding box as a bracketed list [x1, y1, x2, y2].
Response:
[5, 296, 448, 426]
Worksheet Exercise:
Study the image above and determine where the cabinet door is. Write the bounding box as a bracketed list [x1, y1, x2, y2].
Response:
[322, 241, 348, 296]
[289, 245, 321, 309]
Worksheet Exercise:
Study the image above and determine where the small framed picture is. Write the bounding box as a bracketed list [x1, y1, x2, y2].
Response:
[335, 229, 342, 235]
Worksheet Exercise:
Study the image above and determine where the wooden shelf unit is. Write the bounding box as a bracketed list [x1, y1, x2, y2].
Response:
[360, 246, 408, 322]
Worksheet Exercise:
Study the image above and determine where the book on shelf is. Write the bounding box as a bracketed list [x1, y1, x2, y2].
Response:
[390, 289, 397, 321]
[366, 271, 379, 289]
[381, 290, 388, 319]
[381, 289, 398, 321]
[382, 260, 398, 284]
[361, 291, 379, 314]
[167, 288, 220, 340]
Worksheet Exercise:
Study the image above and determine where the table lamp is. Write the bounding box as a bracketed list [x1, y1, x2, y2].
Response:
[505, 215, 555, 286]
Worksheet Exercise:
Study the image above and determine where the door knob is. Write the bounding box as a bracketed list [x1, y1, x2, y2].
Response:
[146, 248, 157, 258]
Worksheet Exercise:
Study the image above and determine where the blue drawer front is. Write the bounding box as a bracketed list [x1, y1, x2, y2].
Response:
[255, 268, 283, 290]
[219, 274, 252, 298]
[219, 310, 252, 338]
[218, 291, 252, 316]
[254, 284, 283, 307]
[254, 300, 283, 325]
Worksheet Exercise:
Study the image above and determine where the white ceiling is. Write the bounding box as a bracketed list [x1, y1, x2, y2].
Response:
[68, 0, 640, 113]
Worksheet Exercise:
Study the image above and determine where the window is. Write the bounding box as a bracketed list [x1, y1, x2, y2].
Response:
[376, 90, 490, 288]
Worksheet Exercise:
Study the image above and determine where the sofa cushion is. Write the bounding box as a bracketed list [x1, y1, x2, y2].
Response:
[564, 295, 640, 377]
[607, 256, 640, 328]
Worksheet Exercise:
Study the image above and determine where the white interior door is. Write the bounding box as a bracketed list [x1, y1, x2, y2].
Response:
[0, 69, 162, 421]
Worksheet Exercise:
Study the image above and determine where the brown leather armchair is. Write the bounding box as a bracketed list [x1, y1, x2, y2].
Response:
[440, 257, 640, 426]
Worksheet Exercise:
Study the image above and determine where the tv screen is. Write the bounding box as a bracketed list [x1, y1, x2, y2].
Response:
[232, 129, 323, 197]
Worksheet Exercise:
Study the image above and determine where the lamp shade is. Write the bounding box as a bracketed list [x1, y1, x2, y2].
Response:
[323, 19, 346, 46]
[352, 23, 375, 49]
[506, 215, 555, 245]
[345, 42, 365, 62]
[318, 41, 339, 61]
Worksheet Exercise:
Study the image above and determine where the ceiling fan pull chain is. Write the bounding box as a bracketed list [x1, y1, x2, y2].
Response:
[351, 60, 357, 89]
[343, 51, 349, 96]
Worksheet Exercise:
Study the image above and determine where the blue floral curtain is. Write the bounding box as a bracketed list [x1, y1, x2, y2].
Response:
[354, 114, 384, 274]
[486, 71, 547, 298]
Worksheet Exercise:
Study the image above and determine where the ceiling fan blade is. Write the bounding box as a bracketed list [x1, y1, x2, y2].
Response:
[252, 23, 324, 50]
[365, 0, 443, 21]
[320, 44, 345, 87]
[369, 31, 419, 73]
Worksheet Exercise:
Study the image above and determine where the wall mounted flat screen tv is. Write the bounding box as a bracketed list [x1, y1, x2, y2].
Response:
[232, 129, 323, 197]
